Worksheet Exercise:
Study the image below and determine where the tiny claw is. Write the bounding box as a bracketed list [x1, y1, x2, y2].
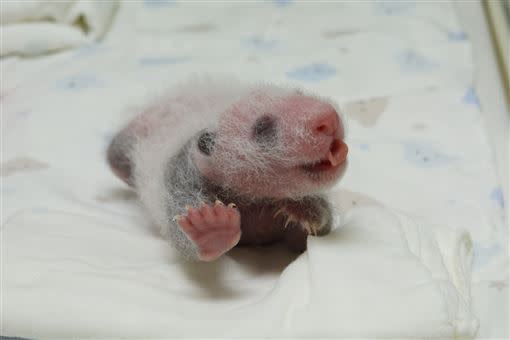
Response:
[302, 222, 312, 235]
[311, 224, 318, 236]
[172, 215, 181, 222]
[303, 222, 318, 236]
[284, 216, 296, 229]
[185, 205, 193, 211]
[227, 203, 237, 209]
[273, 207, 285, 218]
[215, 200, 224, 206]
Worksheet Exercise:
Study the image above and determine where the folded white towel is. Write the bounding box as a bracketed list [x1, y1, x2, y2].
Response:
[1, 0, 118, 57]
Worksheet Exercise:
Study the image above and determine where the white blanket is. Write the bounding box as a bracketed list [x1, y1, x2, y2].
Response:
[1, 0, 118, 57]
[3, 203, 477, 338]
[2, 1, 507, 338]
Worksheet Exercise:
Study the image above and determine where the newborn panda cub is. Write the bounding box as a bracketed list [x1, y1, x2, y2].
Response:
[107, 77, 348, 261]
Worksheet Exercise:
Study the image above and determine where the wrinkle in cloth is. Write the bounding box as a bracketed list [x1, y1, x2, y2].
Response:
[1, 0, 118, 57]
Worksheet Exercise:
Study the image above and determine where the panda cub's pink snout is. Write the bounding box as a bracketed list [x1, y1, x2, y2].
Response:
[312, 110, 339, 136]
[309, 109, 348, 167]
[328, 139, 348, 166]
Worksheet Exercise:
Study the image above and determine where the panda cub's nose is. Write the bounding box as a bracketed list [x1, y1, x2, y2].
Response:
[311, 110, 340, 136]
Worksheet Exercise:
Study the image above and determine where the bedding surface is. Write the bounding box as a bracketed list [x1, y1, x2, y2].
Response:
[1, 0, 118, 57]
[2, 1, 508, 338]
[3, 204, 477, 338]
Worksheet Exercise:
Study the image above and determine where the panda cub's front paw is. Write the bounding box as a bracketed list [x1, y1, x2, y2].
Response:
[176, 200, 241, 261]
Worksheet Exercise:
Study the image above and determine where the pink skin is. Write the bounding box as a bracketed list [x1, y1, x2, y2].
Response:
[201, 94, 349, 198]
[177, 201, 241, 261]
[187, 93, 348, 260]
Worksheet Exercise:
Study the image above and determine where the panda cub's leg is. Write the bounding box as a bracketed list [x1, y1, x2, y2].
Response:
[107, 130, 136, 187]
[107, 113, 153, 187]
[279, 195, 333, 252]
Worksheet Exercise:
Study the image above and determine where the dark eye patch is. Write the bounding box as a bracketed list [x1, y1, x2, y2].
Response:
[197, 130, 216, 156]
[253, 115, 277, 147]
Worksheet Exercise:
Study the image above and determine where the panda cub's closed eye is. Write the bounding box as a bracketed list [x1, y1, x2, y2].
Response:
[197, 130, 216, 155]
[253, 115, 277, 146]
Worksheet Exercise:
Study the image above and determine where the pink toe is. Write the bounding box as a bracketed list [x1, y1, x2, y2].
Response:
[178, 217, 197, 238]
[187, 208, 203, 226]
[200, 204, 215, 224]
[227, 207, 240, 219]
[212, 203, 226, 216]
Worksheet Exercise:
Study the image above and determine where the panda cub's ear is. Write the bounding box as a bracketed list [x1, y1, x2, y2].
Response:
[197, 130, 216, 156]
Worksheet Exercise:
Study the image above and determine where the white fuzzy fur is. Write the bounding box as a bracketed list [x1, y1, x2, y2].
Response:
[132, 76, 252, 234]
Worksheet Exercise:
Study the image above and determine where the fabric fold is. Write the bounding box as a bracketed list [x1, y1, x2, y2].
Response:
[3, 205, 478, 338]
[1, 0, 118, 57]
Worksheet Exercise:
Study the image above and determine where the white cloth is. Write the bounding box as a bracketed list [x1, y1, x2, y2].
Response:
[2, 204, 478, 338]
[1, 0, 118, 57]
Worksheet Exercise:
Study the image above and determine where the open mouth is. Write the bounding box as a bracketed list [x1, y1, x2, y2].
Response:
[299, 139, 348, 174]
[301, 158, 337, 172]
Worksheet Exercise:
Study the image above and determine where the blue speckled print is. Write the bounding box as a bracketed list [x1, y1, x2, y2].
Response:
[462, 87, 480, 108]
[402, 141, 455, 167]
[56, 74, 103, 91]
[396, 49, 438, 72]
[490, 187, 505, 209]
[286, 63, 337, 82]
